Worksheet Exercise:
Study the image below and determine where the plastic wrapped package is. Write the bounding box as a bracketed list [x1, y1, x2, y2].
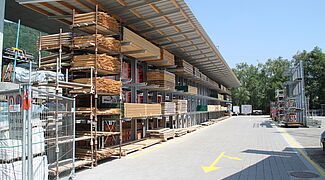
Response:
[15, 67, 64, 83]
[0, 126, 45, 161]
[0, 155, 48, 180]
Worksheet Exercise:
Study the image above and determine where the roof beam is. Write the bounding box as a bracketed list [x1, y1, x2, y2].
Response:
[48, 15, 71, 19]
[139, 20, 189, 33]
[188, 50, 212, 56]
[167, 42, 206, 50]
[184, 47, 210, 53]
[18, 0, 69, 4]
[148, 30, 196, 41]
[160, 36, 201, 46]
[127, 9, 180, 25]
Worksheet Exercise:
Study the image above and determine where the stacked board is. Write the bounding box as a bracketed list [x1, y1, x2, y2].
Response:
[38, 33, 72, 50]
[207, 105, 221, 111]
[73, 35, 120, 53]
[173, 100, 187, 113]
[72, 12, 119, 35]
[147, 70, 175, 91]
[193, 67, 201, 79]
[146, 128, 175, 142]
[72, 54, 120, 74]
[122, 27, 160, 60]
[161, 102, 176, 115]
[174, 59, 193, 75]
[72, 78, 121, 95]
[40, 53, 72, 69]
[123, 103, 161, 118]
[147, 49, 175, 66]
[175, 85, 198, 95]
[207, 78, 219, 88]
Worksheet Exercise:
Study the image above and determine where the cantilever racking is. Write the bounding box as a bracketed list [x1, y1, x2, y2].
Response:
[70, 6, 122, 167]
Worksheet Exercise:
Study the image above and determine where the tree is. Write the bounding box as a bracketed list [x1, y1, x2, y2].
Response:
[293, 47, 325, 109]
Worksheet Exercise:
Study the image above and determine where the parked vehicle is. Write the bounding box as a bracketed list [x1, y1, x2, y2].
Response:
[241, 105, 252, 115]
[233, 106, 240, 116]
[253, 110, 263, 115]
[321, 130, 325, 152]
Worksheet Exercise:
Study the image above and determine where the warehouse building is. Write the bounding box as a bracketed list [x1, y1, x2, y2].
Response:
[0, 0, 240, 179]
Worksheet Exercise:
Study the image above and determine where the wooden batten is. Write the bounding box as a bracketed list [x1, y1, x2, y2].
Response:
[122, 27, 160, 60]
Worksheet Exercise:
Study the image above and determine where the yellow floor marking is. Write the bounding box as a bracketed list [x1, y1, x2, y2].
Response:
[201, 152, 242, 173]
[278, 127, 325, 177]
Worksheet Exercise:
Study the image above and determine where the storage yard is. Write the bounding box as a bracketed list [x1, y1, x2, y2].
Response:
[0, 0, 324, 180]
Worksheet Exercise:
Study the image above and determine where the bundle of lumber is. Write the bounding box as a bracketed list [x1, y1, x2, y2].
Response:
[122, 27, 160, 60]
[38, 33, 72, 50]
[147, 70, 175, 91]
[186, 125, 202, 133]
[173, 99, 187, 113]
[72, 77, 121, 95]
[175, 85, 198, 95]
[123, 103, 162, 118]
[147, 49, 175, 66]
[201, 121, 214, 126]
[174, 128, 187, 137]
[73, 35, 120, 53]
[201, 73, 208, 81]
[72, 54, 120, 74]
[207, 105, 221, 111]
[207, 78, 219, 88]
[161, 102, 176, 115]
[76, 107, 121, 115]
[40, 53, 72, 69]
[174, 59, 193, 75]
[146, 128, 175, 142]
[193, 67, 201, 78]
[72, 12, 119, 35]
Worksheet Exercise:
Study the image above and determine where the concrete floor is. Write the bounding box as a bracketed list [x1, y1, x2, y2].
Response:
[75, 116, 325, 180]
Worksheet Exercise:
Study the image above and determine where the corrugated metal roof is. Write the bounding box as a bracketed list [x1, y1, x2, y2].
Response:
[16, 0, 240, 88]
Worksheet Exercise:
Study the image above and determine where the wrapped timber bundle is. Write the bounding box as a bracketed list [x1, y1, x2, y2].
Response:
[147, 70, 175, 91]
[161, 102, 176, 115]
[175, 85, 198, 95]
[73, 35, 120, 53]
[147, 49, 175, 66]
[72, 77, 121, 95]
[174, 59, 193, 75]
[122, 27, 160, 60]
[72, 54, 120, 74]
[72, 12, 119, 35]
[207, 105, 221, 111]
[173, 99, 187, 113]
[146, 128, 175, 142]
[76, 107, 121, 115]
[38, 32, 72, 50]
[123, 103, 161, 118]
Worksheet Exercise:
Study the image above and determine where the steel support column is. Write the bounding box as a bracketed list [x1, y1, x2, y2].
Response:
[0, 0, 5, 81]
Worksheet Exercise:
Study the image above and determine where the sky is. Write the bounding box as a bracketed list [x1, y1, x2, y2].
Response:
[185, 0, 325, 68]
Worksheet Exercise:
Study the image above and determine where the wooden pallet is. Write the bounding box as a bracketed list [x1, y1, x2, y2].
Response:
[175, 128, 187, 137]
[146, 128, 175, 142]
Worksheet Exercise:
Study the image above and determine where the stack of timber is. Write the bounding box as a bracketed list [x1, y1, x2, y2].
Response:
[76, 148, 115, 161]
[147, 49, 175, 66]
[147, 70, 175, 91]
[174, 59, 193, 75]
[40, 53, 72, 69]
[146, 128, 175, 142]
[201, 73, 208, 82]
[72, 78, 121, 95]
[210, 116, 230, 123]
[175, 85, 197, 95]
[122, 27, 160, 60]
[73, 35, 120, 53]
[38, 33, 72, 50]
[186, 125, 202, 133]
[207, 78, 219, 87]
[201, 121, 214, 126]
[193, 67, 201, 79]
[72, 12, 119, 35]
[123, 103, 161, 118]
[174, 128, 187, 137]
[173, 99, 187, 113]
[72, 54, 120, 74]
[76, 107, 121, 115]
[207, 105, 221, 111]
[161, 102, 176, 115]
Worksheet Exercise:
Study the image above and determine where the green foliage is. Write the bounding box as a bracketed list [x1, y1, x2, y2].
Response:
[231, 57, 291, 113]
[232, 47, 325, 112]
[3, 21, 40, 59]
[293, 47, 325, 109]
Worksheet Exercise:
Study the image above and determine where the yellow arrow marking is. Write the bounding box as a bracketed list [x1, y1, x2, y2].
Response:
[202, 152, 242, 173]
[223, 155, 242, 160]
[201, 152, 224, 173]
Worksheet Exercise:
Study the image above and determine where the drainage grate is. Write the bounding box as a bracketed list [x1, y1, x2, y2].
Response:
[289, 172, 320, 178]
